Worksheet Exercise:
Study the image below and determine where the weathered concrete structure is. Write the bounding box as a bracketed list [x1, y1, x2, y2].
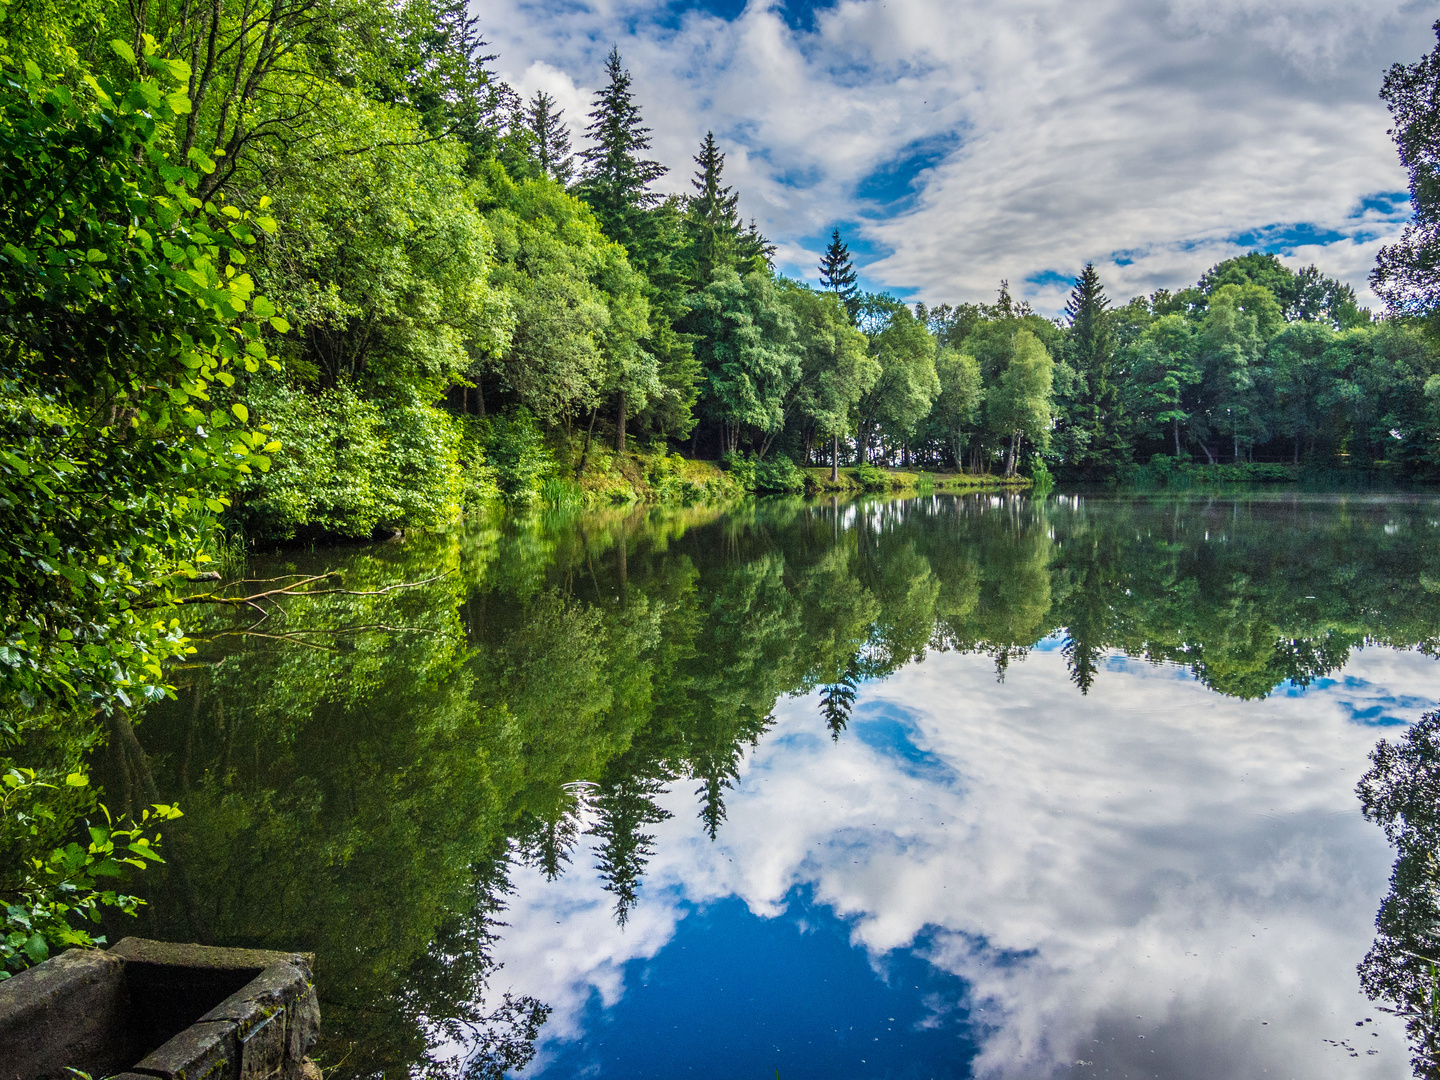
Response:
[0, 937, 319, 1080]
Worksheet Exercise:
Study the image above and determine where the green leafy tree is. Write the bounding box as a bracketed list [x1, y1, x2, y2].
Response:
[853, 295, 940, 463]
[931, 348, 985, 469]
[988, 330, 1055, 476]
[475, 166, 651, 429]
[1373, 22, 1440, 321]
[1192, 283, 1281, 462]
[772, 281, 877, 468]
[1121, 313, 1201, 458]
[687, 270, 800, 453]
[0, 44, 280, 965]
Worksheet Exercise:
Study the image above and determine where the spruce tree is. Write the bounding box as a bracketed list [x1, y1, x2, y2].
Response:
[576, 46, 667, 241]
[818, 228, 859, 317]
[685, 131, 742, 281]
[524, 90, 573, 184]
[575, 46, 669, 452]
[739, 217, 777, 269]
[1064, 263, 1122, 473]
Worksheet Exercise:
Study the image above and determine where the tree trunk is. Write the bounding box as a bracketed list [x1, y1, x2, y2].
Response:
[578, 409, 598, 476]
[616, 391, 627, 453]
[831, 435, 839, 482]
[476, 377, 486, 418]
[1173, 418, 1181, 458]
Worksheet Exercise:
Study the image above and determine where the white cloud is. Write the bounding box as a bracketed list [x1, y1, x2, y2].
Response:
[471, 0, 1434, 311]
[488, 645, 1435, 1077]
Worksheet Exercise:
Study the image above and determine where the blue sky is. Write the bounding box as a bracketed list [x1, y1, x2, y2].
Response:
[480, 0, 1437, 313]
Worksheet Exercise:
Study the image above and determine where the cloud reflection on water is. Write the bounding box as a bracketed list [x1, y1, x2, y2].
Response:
[493, 645, 1435, 1078]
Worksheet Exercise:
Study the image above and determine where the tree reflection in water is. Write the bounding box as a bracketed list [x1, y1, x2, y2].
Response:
[104, 493, 1440, 1078]
[1360, 707, 1440, 1078]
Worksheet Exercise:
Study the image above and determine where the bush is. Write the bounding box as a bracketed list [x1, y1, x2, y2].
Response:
[720, 450, 757, 491]
[1028, 459, 1055, 492]
[477, 408, 556, 505]
[237, 381, 470, 541]
[851, 462, 890, 491]
[753, 455, 806, 494]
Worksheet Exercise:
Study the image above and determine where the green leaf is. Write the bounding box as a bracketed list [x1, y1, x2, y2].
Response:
[22, 933, 48, 963]
[231, 403, 248, 423]
[109, 39, 136, 65]
[64, 773, 89, 787]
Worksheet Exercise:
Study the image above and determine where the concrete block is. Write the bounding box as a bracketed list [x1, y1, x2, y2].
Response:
[286, 984, 320, 1061]
[0, 948, 136, 1080]
[132, 1019, 238, 1080]
[236, 1008, 286, 1080]
[109, 939, 314, 972]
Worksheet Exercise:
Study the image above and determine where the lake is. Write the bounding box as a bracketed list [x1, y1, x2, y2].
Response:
[109, 492, 1440, 1079]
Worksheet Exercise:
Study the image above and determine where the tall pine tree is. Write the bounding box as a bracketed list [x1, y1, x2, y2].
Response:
[818, 229, 859, 318]
[523, 90, 573, 184]
[575, 47, 672, 453]
[686, 131, 742, 282]
[576, 46, 667, 245]
[1063, 263, 1124, 473]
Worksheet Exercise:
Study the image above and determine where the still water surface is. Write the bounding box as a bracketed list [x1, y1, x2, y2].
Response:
[112, 493, 1440, 1079]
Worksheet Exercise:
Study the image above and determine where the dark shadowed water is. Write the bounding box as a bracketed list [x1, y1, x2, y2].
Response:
[108, 493, 1440, 1079]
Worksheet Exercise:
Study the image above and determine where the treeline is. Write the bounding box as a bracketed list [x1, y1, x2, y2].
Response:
[11, 0, 1436, 566]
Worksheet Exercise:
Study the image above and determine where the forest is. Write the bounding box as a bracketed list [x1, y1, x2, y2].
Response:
[9, 0, 1440, 1018]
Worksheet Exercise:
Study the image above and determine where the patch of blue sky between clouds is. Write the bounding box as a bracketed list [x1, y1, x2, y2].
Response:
[657, 0, 835, 32]
[1024, 269, 1073, 290]
[853, 133, 964, 215]
[1278, 670, 1431, 726]
[850, 699, 958, 785]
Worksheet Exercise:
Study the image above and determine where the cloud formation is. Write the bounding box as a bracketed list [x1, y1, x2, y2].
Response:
[489, 645, 1436, 1077]
[478, 0, 1436, 311]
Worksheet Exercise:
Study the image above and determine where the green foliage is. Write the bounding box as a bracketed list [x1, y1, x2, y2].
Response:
[2, 765, 181, 978]
[477, 166, 652, 425]
[238, 381, 465, 541]
[752, 455, 806, 494]
[689, 270, 801, 444]
[853, 294, 940, 459]
[0, 51, 277, 718]
[851, 461, 890, 491]
[478, 409, 555, 505]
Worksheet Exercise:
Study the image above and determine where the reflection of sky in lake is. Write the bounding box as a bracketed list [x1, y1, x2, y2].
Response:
[491, 645, 1436, 1079]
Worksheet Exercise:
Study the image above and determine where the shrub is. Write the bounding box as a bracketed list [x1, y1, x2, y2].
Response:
[477, 408, 556, 505]
[753, 455, 806, 494]
[238, 381, 470, 541]
[720, 450, 757, 491]
[1028, 459, 1055, 492]
[851, 462, 890, 491]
